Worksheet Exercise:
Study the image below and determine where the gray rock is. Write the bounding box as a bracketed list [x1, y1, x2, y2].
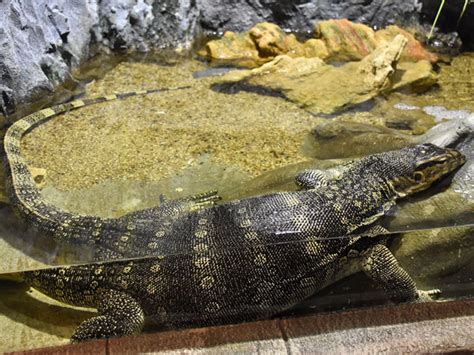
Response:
[94, 0, 155, 51]
[419, 114, 474, 147]
[197, 0, 422, 34]
[0, 0, 97, 119]
[422, 0, 474, 50]
[146, 0, 200, 50]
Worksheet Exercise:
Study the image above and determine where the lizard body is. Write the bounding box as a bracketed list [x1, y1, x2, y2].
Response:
[3, 89, 465, 342]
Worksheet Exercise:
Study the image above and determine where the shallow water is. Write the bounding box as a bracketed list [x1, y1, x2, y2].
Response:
[0, 52, 473, 351]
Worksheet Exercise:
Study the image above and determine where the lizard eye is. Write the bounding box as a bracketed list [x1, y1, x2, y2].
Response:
[414, 171, 424, 182]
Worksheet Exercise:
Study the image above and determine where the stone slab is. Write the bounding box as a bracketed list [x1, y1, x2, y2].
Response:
[10, 299, 474, 354]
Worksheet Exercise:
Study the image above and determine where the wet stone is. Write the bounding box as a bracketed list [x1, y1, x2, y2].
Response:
[214, 35, 437, 115]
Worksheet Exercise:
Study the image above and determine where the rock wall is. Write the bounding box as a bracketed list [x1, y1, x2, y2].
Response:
[197, 0, 422, 34]
[0, 0, 431, 120]
[0, 1, 98, 119]
[422, 0, 474, 49]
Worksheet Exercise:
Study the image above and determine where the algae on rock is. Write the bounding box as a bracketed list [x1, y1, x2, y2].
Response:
[315, 19, 438, 63]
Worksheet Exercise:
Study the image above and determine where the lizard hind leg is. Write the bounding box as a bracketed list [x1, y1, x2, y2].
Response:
[71, 289, 145, 343]
[361, 243, 440, 302]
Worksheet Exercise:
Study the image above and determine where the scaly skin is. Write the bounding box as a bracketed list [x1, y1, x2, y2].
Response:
[3, 89, 465, 342]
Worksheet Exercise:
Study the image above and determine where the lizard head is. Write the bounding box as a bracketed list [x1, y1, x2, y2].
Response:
[382, 143, 465, 198]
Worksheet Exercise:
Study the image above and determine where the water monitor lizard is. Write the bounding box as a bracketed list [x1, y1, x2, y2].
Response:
[2, 88, 466, 342]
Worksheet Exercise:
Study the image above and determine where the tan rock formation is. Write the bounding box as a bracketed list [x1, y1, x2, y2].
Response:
[199, 19, 438, 68]
[216, 35, 410, 114]
[199, 22, 328, 68]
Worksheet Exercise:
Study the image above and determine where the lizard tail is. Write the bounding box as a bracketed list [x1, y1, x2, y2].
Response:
[3, 86, 190, 246]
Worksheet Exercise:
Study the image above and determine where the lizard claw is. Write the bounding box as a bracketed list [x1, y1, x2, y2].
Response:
[417, 288, 441, 302]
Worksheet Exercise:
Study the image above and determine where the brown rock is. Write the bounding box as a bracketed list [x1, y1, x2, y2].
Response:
[198, 30, 264, 68]
[199, 22, 329, 68]
[249, 22, 303, 57]
[315, 19, 378, 61]
[315, 20, 438, 64]
[216, 35, 408, 114]
[302, 38, 329, 59]
[200, 20, 436, 69]
[389, 60, 438, 93]
[376, 25, 439, 63]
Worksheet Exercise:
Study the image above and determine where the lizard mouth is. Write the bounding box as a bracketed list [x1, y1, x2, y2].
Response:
[391, 148, 466, 197]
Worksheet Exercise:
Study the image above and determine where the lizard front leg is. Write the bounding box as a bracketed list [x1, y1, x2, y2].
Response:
[361, 244, 439, 302]
[294, 161, 356, 190]
[71, 289, 145, 343]
[294, 169, 329, 189]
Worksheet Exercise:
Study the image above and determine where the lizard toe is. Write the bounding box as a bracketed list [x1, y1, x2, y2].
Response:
[416, 288, 442, 302]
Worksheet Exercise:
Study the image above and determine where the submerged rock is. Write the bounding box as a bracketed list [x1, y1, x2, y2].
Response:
[214, 35, 437, 114]
[302, 113, 471, 161]
[300, 121, 413, 159]
[392, 225, 474, 289]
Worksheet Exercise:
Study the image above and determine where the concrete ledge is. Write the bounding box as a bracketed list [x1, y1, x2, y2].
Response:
[10, 299, 474, 354]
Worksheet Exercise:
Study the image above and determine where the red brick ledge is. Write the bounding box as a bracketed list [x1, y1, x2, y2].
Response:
[10, 299, 474, 354]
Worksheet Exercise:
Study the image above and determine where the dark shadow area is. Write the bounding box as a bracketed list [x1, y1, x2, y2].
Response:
[211, 82, 286, 99]
[0, 281, 95, 339]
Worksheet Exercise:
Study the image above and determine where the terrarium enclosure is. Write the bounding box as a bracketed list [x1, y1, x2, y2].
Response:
[0, 0, 473, 352]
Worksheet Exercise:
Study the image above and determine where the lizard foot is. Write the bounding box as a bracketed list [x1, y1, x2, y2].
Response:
[71, 289, 144, 343]
[416, 288, 442, 302]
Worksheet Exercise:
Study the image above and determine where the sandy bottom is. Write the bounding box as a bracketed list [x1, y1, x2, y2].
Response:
[21, 59, 318, 191]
